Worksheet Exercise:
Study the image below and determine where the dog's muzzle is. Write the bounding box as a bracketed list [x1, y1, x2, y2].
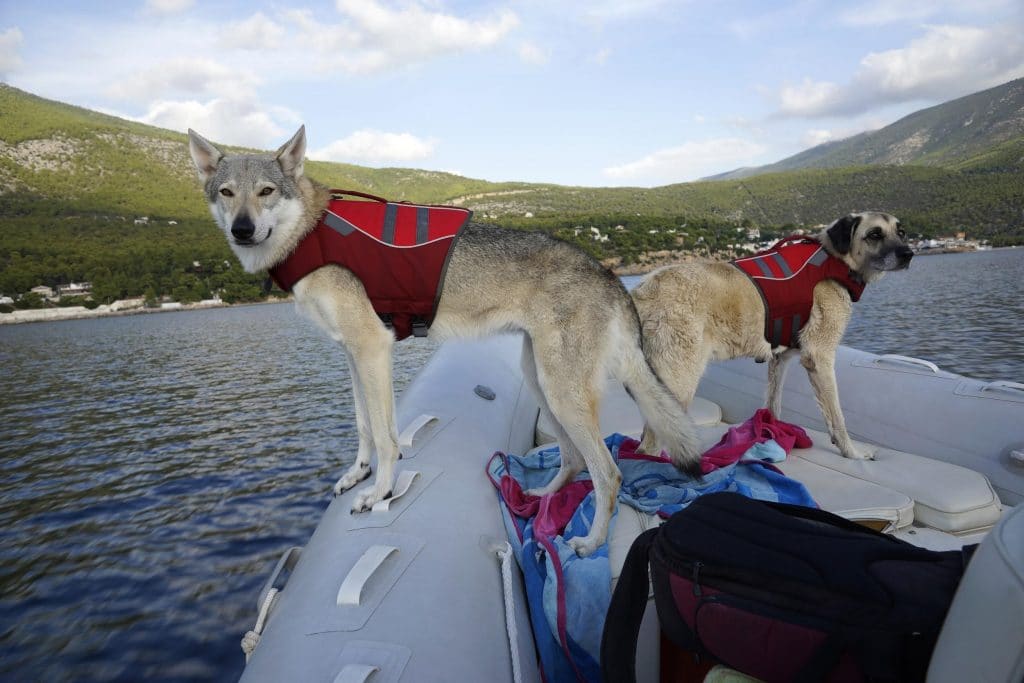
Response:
[231, 215, 256, 244]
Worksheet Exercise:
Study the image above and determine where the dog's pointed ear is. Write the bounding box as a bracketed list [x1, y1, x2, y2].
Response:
[188, 129, 223, 183]
[275, 125, 306, 179]
[826, 214, 861, 255]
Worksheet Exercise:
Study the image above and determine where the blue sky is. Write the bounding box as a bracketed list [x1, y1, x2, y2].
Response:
[1, 0, 1022, 186]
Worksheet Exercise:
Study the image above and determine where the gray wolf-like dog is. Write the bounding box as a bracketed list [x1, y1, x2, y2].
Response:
[633, 212, 912, 461]
[188, 126, 700, 556]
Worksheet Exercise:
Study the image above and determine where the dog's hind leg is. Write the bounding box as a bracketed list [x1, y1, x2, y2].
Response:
[531, 335, 620, 558]
[520, 335, 585, 497]
[766, 348, 797, 417]
[332, 348, 375, 496]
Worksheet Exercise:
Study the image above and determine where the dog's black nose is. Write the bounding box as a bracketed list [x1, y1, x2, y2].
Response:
[897, 245, 914, 263]
[231, 215, 256, 241]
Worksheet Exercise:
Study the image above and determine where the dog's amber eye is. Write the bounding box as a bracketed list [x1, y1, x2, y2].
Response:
[259, 187, 275, 196]
[867, 230, 882, 241]
[220, 188, 234, 198]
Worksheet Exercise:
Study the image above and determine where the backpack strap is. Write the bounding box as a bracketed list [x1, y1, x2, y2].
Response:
[601, 526, 659, 683]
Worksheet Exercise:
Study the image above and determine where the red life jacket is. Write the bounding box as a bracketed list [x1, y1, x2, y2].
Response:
[268, 191, 471, 340]
[731, 236, 865, 348]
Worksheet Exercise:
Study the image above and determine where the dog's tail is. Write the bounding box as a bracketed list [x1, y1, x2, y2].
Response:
[615, 321, 703, 478]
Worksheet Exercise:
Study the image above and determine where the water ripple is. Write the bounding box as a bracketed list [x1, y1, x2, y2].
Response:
[0, 249, 1019, 681]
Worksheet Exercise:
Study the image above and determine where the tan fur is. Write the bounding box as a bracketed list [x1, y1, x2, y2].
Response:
[635, 212, 912, 460]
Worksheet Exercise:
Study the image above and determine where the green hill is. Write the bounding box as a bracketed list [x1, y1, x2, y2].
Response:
[710, 78, 1024, 179]
[1, 82, 1022, 306]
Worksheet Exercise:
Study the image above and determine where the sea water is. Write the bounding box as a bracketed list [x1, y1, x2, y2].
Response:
[0, 247, 1020, 681]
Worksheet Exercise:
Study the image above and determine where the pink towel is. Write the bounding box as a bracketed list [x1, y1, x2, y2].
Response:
[701, 408, 812, 473]
[499, 475, 594, 539]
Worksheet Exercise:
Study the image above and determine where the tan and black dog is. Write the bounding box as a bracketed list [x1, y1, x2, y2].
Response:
[633, 212, 913, 461]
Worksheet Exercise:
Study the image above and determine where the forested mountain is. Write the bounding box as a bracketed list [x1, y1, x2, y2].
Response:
[1, 81, 1022, 306]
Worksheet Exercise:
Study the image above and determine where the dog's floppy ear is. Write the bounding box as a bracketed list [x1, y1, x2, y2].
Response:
[275, 125, 306, 179]
[188, 129, 223, 183]
[826, 214, 861, 255]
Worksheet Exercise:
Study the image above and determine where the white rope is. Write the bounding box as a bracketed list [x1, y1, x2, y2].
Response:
[497, 542, 523, 683]
[241, 587, 279, 662]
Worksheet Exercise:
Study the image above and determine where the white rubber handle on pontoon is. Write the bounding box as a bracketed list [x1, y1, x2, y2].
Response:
[332, 664, 380, 683]
[371, 470, 420, 512]
[337, 545, 399, 606]
[398, 414, 437, 448]
[982, 380, 1024, 394]
[875, 354, 940, 374]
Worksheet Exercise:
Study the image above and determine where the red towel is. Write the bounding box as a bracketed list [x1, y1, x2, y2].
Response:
[701, 408, 812, 473]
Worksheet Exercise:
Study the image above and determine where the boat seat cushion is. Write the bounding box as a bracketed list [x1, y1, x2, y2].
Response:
[534, 379, 722, 446]
[791, 429, 1002, 534]
[927, 503, 1024, 683]
[693, 425, 915, 530]
[608, 505, 662, 592]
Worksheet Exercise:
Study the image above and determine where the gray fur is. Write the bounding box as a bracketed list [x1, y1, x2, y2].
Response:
[188, 126, 700, 557]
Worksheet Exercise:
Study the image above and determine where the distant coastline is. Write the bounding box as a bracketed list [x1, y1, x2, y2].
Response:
[0, 298, 289, 326]
[2, 246, 1016, 326]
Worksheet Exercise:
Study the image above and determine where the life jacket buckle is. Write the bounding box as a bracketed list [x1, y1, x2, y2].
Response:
[411, 318, 429, 338]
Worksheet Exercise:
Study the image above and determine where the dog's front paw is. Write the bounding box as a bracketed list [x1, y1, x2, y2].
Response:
[566, 535, 600, 558]
[841, 445, 874, 461]
[350, 483, 392, 513]
[333, 463, 372, 496]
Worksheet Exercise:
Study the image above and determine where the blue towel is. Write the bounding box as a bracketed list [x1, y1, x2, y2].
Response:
[488, 433, 816, 682]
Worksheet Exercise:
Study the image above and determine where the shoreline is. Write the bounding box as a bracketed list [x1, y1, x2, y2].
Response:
[2, 246, 1015, 326]
[0, 298, 290, 326]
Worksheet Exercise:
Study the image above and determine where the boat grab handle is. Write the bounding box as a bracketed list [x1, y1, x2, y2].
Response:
[874, 354, 940, 374]
[981, 380, 1024, 394]
[371, 470, 420, 512]
[398, 414, 437, 448]
[337, 545, 399, 607]
[258, 546, 301, 611]
[332, 664, 380, 683]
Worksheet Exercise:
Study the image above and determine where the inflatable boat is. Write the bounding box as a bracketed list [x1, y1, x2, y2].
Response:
[237, 335, 1024, 682]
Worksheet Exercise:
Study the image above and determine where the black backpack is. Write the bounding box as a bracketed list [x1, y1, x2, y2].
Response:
[601, 492, 971, 683]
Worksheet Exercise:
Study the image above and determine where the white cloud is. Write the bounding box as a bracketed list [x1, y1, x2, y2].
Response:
[778, 78, 842, 117]
[0, 27, 22, 77]
[603, 138, 767, 184]
[310, 130, 437, 165]
[582, 0, 670, 25]
[285, 0, 520, 75]
[225, 13, 285, 50]
[518, 41, 548, 65]
[144, 0, 194, 14]
[838, 0, 1014, 26]
[801, 129, 838, 147]
[136, 97, 293, 149]
[590, 47, 612, 65]
[777, 24, 1024, 117]
[106, 58, 259, 103]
